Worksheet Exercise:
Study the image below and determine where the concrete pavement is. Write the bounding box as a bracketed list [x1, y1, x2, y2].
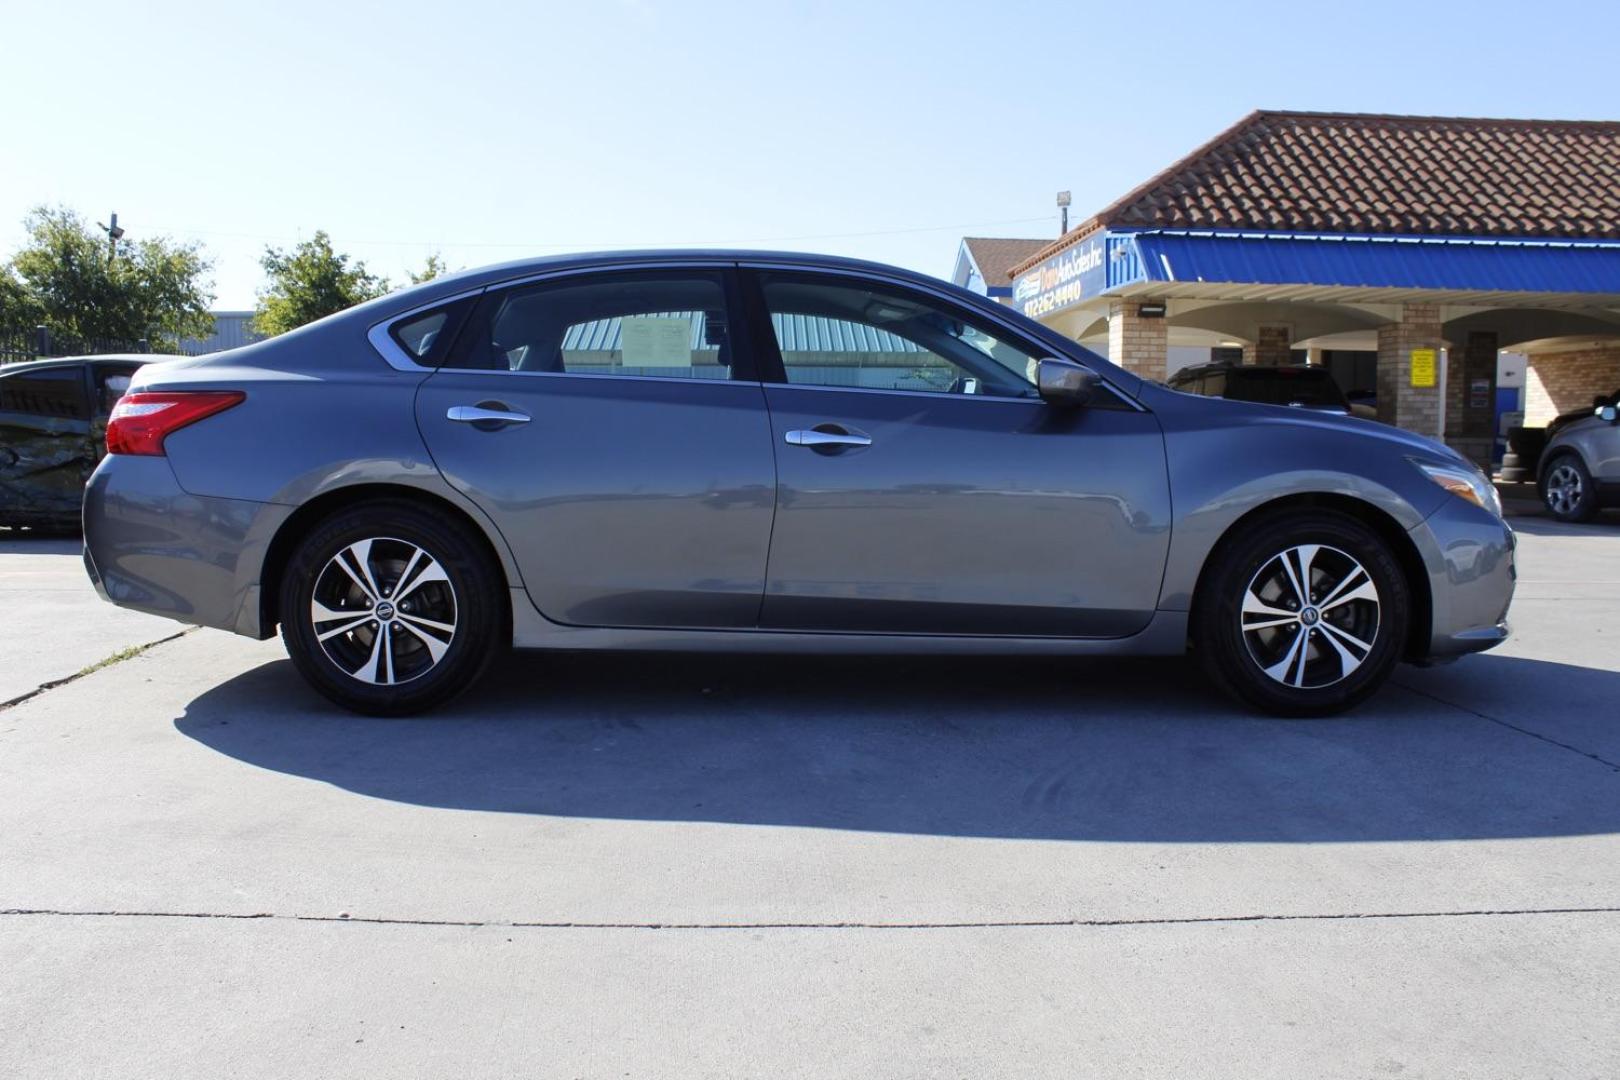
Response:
[0, 533, 185, 704]
[2, 510, 1618, 1078]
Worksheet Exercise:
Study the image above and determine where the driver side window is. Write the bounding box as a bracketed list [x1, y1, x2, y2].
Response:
[759, 275, 1040, 398]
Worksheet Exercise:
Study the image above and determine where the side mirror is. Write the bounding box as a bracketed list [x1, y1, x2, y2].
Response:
[1036, 358, 1101, 407]
[1598, 405, 1619, 423]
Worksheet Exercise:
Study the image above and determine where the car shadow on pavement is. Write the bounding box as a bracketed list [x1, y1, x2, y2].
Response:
[175, 650, 1620, 844]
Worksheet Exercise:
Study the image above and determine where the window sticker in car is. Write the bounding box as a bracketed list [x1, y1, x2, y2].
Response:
[620, 316, 692, 367]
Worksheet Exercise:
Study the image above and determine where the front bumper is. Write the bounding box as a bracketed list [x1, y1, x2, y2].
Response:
[83, 455, 291, 638]
[1406, 495, 1516, 661]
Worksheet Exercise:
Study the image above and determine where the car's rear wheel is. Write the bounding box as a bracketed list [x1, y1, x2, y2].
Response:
[1194, 510, 1409, 717]
[278, 501, 502, 715]
[1540, 454, 1596, 522]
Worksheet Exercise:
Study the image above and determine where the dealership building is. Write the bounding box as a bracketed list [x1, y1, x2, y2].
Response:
[956, 111, 1620, 464]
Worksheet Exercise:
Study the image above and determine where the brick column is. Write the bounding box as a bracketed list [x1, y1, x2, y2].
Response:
[1107, 299, 1167, 381]
[1376, 304, 1443, 436]
[1241, 324, 1293, 366]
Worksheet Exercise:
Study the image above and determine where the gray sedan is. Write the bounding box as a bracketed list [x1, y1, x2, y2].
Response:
[82, 251, 1515, 716]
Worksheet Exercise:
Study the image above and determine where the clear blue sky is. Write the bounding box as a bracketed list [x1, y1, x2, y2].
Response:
[4, 0, 1617, 309]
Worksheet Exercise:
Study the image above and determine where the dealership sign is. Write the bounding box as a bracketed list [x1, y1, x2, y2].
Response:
[1011, 234, 1109, 319]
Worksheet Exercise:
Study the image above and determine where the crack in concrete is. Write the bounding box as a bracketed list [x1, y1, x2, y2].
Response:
[0, 628, 196, 713]
[4, 905, 1617, 931]
[1395, 680, 1620, 773]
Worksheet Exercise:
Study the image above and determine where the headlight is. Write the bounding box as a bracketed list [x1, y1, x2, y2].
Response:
[1414, 459, 1502, 517]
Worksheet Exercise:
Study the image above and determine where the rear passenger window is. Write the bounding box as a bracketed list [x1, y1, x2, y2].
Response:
[0, 366, 89, 421]
[451, 272, 739, 380]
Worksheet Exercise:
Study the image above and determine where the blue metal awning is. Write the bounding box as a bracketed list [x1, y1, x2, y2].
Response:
[1009, 227, 1620, 319]
[1128, 229, 1620, 296]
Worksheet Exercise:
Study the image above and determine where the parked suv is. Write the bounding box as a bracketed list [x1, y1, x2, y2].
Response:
[1539, 402, 1620, 521]
[1168, 362, 1373, 418]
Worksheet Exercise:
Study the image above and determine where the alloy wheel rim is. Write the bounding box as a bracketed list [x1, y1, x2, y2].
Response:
[1240, 544, 1380, 690]
[1547, 464, 1583, 515]
[309, 537, 457, 685]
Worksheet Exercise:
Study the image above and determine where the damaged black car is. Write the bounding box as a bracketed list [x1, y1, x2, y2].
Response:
[0, 355, 173, 533]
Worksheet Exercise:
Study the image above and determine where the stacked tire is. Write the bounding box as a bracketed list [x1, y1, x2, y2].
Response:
[1498, 426, 1545, 482]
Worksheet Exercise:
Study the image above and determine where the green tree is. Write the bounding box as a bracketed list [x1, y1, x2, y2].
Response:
[0, 270, 43, 341]
[407, 253, 450, 286]
[1, 206, 214, 349]
[253, 231, 389, 337]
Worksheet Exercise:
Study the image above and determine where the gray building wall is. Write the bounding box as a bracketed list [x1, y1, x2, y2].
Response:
[184, 311, 262, 355]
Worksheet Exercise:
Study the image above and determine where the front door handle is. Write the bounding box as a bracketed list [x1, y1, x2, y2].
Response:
[785, 426, 872, 450]
[447, 404, 531, 427]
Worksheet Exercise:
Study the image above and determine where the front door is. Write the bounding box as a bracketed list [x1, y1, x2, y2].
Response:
[744, 269, 1172, 637]
[414, 268, 776, 629]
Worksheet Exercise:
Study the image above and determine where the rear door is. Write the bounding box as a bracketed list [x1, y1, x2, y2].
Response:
[741, 267, 1172, 637]
[0, 363, 93, 523]
[412, 266, 777, 629]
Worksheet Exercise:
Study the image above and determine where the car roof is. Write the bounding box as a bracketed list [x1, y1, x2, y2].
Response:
[358, 248, 1031, 322]
[0, 354, 179, 377]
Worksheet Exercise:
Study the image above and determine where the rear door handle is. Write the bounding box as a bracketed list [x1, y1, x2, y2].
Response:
[785, 427, 872, 450]
[447, 404, 531, 426]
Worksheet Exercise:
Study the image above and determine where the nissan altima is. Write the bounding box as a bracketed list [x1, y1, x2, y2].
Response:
[82, 251, 1515, 716]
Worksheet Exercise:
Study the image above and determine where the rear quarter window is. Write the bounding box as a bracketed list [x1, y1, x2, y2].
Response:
[386, 298, 476, 367]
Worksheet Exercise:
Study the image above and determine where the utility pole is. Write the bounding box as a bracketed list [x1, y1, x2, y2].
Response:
[1056, 191, 1071, 236]
[98, 212, 125, 267]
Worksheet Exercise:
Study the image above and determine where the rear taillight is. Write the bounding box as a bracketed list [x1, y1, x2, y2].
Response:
[106, 391, 245, 456]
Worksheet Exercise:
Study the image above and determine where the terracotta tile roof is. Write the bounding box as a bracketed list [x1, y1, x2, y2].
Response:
[961, 236, 1053, 287]
[1010, 110, 1620, 276]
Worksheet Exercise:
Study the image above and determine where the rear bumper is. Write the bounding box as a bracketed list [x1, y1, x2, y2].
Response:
[1407, 496, 1516, 661]
[82, 455, 291, 638]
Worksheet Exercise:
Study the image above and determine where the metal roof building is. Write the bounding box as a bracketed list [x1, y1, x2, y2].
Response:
[983, 111, 1620, 465]
[182, 311, 263, 355]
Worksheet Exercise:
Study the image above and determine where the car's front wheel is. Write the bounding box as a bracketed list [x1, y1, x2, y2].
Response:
[278, 500, 503, 715]
[1541, 453, 1596, 522]
[1193, 510, 1409, 717]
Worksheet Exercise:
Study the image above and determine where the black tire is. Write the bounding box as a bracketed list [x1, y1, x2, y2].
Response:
[1507, 427, 1546, 473]
[1540, 453, 1597, 523]
[1193, 510, 1410, 717]
[278, 500, 503, 715]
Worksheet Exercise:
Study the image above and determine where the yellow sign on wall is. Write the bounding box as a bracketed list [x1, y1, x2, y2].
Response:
[1410, 348, 1437, 388]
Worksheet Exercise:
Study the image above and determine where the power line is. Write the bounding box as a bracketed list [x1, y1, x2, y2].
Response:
[138, 214, 1061, 252]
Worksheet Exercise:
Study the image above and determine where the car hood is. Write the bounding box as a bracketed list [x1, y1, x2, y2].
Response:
[1144, 383, 1477, 468]
[1549, 414, 1606, 442]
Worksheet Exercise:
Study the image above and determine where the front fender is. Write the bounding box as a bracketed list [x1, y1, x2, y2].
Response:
[1149, 390, 1451, 611]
